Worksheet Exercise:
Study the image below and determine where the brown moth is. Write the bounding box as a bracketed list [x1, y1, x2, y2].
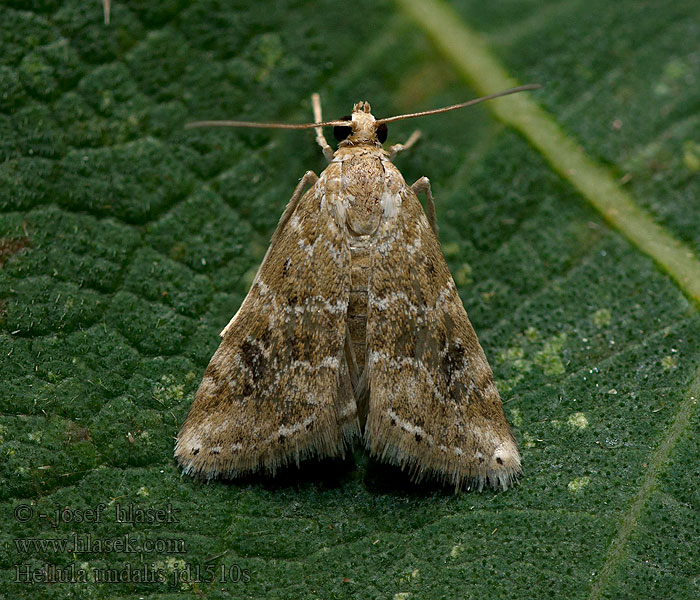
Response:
[175, 86, 538, 491]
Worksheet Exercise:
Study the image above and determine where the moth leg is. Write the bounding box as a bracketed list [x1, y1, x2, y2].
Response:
[311, 93, 335, 162]
[388, 130, 421, 161]
[411, 176, 438, 236]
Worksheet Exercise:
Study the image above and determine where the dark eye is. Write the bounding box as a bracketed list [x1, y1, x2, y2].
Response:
[333, 115, 352, 141]
[376, 123, 388, 143]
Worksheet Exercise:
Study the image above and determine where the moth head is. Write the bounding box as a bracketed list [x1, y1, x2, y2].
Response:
[333, 101, 388, 147]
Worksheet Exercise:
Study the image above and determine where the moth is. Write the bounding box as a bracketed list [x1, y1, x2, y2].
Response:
[175, 86, 538, 491]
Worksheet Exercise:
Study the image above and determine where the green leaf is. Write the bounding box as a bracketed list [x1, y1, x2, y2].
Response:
[1, 1, 698, 599]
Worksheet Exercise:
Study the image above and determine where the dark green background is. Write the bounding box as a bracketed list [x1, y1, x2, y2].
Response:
[0, 1, 698, 598]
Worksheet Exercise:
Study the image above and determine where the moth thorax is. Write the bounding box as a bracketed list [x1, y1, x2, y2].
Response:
[342, 156, 386, 236]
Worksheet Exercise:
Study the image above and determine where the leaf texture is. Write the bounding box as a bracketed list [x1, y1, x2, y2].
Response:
[0, 1, 698, 599]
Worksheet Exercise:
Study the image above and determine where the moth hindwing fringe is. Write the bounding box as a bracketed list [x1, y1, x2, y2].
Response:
[175, 94, 523, 492]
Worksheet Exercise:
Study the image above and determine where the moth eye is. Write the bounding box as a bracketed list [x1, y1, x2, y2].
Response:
[376, 123, 388, 144]
[333, 115, 352, 141]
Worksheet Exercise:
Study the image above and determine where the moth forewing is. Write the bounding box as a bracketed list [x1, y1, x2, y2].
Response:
[174, 176, 358, 479]
[177, 88, 533, 490]
[364, 166, 520, 491]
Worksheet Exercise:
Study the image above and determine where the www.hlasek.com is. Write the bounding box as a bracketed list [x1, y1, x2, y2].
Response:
[15, 533, 186, 554]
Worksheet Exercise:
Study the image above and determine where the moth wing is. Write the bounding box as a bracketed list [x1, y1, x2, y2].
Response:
[365, 175, 521, 491]
[175, 178, 357, 479]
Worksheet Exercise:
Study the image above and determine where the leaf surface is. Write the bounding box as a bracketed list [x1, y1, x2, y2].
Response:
[0, 1, 698, 598]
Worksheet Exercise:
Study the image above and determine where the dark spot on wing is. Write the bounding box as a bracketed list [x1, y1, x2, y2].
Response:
[442, 340, 466, 387]
[240, 339, 266, 379]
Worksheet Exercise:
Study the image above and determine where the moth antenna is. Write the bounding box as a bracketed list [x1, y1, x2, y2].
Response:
[374, 84, 540, 125]
[185, 118, 352, 130]
[185, 84, 539, 131]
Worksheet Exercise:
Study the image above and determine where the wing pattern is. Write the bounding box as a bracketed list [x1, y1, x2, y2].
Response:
[175, 178, 358, 479]
[364, 164, 521, 491]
